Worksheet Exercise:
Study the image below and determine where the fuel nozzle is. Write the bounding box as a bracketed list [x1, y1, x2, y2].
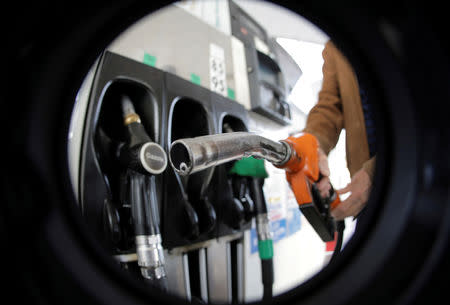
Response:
[169, 132, 291, 176]
[119, 95, 168, 289]
[120, 95, 167, 175]
[169, 132, 342, 243]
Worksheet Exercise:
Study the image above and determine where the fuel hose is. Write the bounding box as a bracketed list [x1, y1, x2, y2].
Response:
[230, 157, 274, 301]
[250, 177, 274, 301]
[120, 95, 168, 290]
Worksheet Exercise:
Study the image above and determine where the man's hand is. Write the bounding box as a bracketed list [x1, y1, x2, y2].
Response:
[316, 147, 331, 198]
[332, 168, 372, 220]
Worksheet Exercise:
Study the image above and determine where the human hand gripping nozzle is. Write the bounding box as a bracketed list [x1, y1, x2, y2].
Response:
[169, 132, 341, 242]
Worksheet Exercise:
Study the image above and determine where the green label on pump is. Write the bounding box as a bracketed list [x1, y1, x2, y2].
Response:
[258, 240, 274, 259]
[227, 88, 235, 100]
[143, 53, 156, 67]
[190, 73, 201, 85]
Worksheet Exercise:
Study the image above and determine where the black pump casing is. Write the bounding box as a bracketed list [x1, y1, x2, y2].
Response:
[79, 51, 166, 252]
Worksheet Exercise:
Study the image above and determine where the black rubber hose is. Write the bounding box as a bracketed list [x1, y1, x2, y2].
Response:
[251, 178, 268, 215]
[250, 178, 274, 300]
[144, 175, 161, 236]
[261, 259, 274, 301]
[330, 220, 346, 263]
[130, 172, 157, 236]
[147, 274, 168, 292]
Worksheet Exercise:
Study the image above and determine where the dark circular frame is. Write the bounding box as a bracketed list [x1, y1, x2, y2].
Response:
[2, 1, 449, 305]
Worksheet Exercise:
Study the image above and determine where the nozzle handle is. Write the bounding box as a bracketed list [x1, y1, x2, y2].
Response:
[119, 95, 167, 175]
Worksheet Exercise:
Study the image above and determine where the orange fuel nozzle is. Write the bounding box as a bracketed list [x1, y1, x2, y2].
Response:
[277, 133, 341, 242]
[276, 133, 320, 208]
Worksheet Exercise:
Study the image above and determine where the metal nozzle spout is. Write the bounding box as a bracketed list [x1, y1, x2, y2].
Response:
[169, 132, 291, 176]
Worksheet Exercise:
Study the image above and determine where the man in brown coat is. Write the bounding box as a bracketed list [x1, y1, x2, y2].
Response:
[303, 41, 376, 220]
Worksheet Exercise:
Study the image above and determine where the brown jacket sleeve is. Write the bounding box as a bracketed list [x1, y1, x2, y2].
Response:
[303, 41, 344, 155]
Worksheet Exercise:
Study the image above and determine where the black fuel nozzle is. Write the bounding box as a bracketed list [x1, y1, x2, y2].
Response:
[118, 95, 168, 290]
[119, 95, 167, 175]
[231, 176, 254, 223]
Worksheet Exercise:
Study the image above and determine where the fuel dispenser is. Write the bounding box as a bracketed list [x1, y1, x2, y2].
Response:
[79, 51, 168, 287]
[163, 73, 219, 303]
[77, 50, 268, 302]
[213, 96, 254, 234]
[209, 94, 258, 302]
[163, 73, 217, 247]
